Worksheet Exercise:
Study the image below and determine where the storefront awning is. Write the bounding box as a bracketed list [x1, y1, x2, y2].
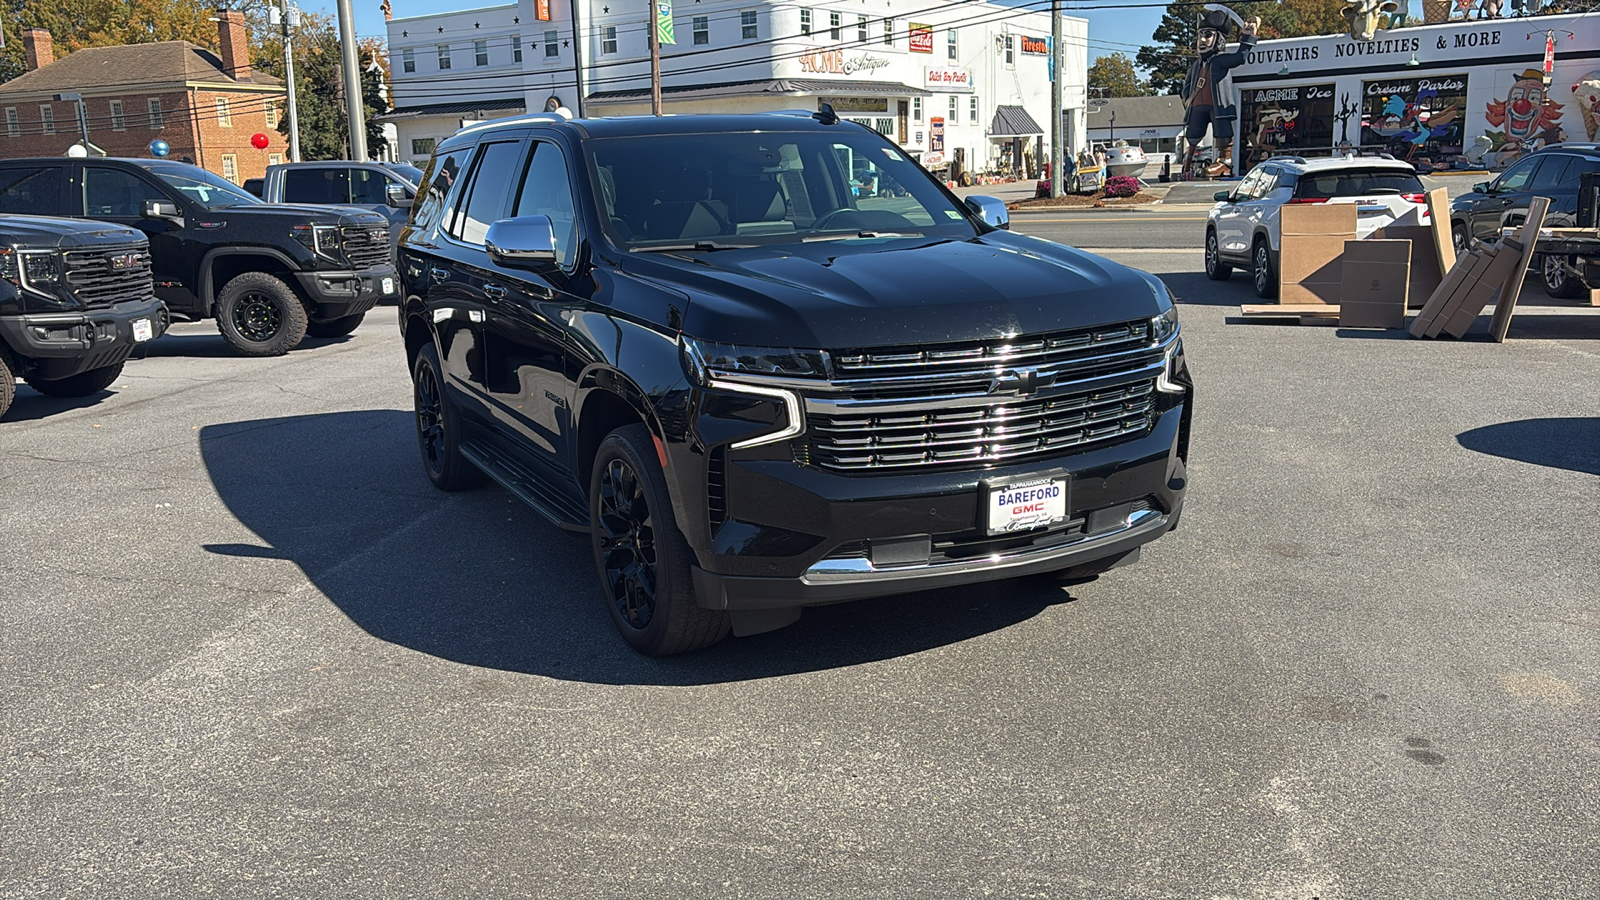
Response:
[587, 78, 931, 104]
[989, 105, 1044, 138]
[376, 97, 525, 122]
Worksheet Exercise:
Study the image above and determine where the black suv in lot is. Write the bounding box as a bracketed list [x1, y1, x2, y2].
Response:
[398, 111, 1192, 655]
[1451, 144, 1600, 298]
[0, 158, 397, 355]
[1, 216, 168, 419]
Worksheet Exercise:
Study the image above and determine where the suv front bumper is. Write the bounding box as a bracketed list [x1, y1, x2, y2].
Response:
[0, 296, 169, 380]
[294, 265, 398, 321]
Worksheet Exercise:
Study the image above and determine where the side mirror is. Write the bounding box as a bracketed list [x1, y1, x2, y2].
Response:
[964, 195, 1010, 230]
[485, 216, 559, 269]
[142, 199, 181, 221]
[1214, 190, 1233, 202]
[386, 183, 413, 209]
[1474, 182, 1491, 194]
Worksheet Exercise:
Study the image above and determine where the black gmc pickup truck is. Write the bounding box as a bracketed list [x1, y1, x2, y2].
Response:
[398, 111, 1192, 655]
[0, 158, 397, 356]
[1, 216, 168, 420]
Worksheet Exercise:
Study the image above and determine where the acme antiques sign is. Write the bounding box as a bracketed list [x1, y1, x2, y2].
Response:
[799, 50, 891, 75]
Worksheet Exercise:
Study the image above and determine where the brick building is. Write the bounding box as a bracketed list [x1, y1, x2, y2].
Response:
[0, 11, 288, 184]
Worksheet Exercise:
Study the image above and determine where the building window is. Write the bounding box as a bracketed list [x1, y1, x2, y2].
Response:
[437, 44, 451, 69]
[512, 35, 522, 62]
[475, 39, 489, 66]
[215, 97, 232, 127]
[3, 107, 17, 137]
[693, 16, 708, 45]
[402, 47, 415, 73]
[883, 18, 894, 46]
[1004, 34, 1014, 67]
[221, 154, 238, 184]
[741, 10, 758, 40]
[970, 96, 979, 124]
[912, 97, 922, 122]
[269, 153, 284, 165]
[800, 9, 811, 36]
[948, 28, 957, 61]
[263, 98, 279, 128]
[412, 137, 436, 156]
[601, 25, 617, 54]
[829, 11, 841, 40]
[949, 94, 958, 121]
[148, 98, 164, 130]
[545, 30, 559, 58]
[40, 105, 54, 135]
[857, 15, 867, 43]
[875, 117, 894, 136]
[109, 99, 126, 131]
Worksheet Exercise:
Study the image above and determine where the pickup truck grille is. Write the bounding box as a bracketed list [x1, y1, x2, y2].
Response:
[341, 225, 391, 270]
[798, 318, 1168, 473]
[62, 246, 153, 308]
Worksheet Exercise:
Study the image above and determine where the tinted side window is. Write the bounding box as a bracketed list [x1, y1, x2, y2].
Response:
[411, 146, 475, 236]
[349, 168, 389, 204]
[0, 166, 63, 215]
[1495, 157, 1543, 192]
[452, 140, 525, 245]
[1530, 155, 1574, 191]
[283, 168, 349, 204]
[514, 141, 579, 267]
[1563, 157, 1600, 186]
[83, 167, 168, 217]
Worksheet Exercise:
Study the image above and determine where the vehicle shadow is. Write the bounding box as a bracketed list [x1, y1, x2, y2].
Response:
[1160, 271, 1248, 307]
[198, 411, 1080, 685]
[2, 386, 115, 422]
[1457, 417, 1600, 476]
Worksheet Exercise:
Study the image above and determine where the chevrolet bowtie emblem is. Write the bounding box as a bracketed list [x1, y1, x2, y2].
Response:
[988, 369, 1055, 396]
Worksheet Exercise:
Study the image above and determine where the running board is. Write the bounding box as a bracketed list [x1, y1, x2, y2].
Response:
[460, 440, 590, 532]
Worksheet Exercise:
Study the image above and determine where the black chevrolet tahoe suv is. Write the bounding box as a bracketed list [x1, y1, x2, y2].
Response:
[398, 111, 1193, 655]
[0, 158, 397, 356]
[1, 216, 168, 420]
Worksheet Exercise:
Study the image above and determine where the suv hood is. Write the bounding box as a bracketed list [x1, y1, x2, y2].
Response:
[631, 231, 1167, 348]
[2, 215, 145, 249]
[205, 204, 389, 227]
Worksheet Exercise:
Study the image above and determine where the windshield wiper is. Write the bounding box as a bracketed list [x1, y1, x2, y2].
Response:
[802, 230, 925, 242]
[634, 240, 754, 252]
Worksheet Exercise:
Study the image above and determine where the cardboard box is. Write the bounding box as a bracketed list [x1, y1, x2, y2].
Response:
[1339, 239, 1410, 328]
[1278, 204, 1357, 306]
[1425, 251, 1496, 338]
[1372, 225, 1442, 307]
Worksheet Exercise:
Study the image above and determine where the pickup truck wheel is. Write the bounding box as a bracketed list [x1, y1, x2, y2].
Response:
[0, 347, 15, 420]
[1204, 229, 1232, 280]
[306, 312, 366, 339]
[215, 272, 308, 356]
[412, 342, 485, 491]
[1540, 253, 1588, 299]
[590, 424, 730, 656]
[27, 362, 123, 398]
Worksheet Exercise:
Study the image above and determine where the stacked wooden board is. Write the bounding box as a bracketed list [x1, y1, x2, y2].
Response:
[1408, 196, 1548, 341]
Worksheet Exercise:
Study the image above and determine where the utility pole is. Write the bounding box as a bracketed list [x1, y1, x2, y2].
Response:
[570, 0, 587, 117]
[1049, 0, 1063, 198]
[278, 0, 302, 162]
[650, 1, 662, 115]
[336, 0, 367, 160]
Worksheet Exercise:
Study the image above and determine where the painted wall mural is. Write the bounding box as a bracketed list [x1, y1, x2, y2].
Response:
[1484, 68, 1564, 164]
[1362, 75, 1468, 164]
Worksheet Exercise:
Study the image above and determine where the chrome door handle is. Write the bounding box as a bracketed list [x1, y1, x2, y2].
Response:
[483, 284, 508, 300]
[429, 267, 449, 284]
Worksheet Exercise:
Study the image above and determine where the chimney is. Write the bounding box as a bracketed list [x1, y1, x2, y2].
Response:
[215, 9, 251, 81]
[23, 28, 54, 71]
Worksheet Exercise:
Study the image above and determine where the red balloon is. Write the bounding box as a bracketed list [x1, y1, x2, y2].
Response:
[251, 132, 270, 150]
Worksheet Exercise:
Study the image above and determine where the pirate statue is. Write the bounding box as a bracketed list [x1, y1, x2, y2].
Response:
[1181, 5, 1260, 178]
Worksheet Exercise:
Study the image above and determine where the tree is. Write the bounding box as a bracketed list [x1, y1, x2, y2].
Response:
[1088, 53, 1149, 99]
[1, 0, 217, 83]
[252, 13, 390, 160]
[1137, 0, 1352, 96]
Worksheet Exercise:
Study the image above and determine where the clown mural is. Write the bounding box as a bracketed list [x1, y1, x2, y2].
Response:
[1570, 70, 1600, 141]
[1180, 5, 1260, 178]
[1485, 68, 1565, 165]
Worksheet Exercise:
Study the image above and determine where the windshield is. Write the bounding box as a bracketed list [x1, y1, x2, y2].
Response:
[145, 164, 261, 209]
[584, 128, 978, 248]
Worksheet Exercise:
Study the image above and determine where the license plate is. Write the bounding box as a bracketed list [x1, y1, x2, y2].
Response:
[131, 318, 153, 342]
[381, 277, 395, 295]
[986, 476, 1069, 535]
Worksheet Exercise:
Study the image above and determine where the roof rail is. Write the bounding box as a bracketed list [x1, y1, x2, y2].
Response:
[455, 109, 573, 136]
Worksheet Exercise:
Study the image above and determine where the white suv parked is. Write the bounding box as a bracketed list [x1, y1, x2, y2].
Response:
[1204, 155, 1429, 298]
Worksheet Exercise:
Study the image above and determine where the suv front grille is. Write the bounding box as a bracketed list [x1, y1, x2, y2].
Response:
[62, 246, 153, 308]
[341, 226, 391, 270]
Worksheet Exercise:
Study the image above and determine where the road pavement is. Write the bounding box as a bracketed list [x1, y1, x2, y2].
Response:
[3, 224, 1597, 897]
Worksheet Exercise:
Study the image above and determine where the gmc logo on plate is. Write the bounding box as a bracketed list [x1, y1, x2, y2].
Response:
[108, 253, 142, 270]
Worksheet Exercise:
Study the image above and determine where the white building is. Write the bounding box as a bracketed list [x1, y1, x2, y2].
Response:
[383, 0, 1089, 180]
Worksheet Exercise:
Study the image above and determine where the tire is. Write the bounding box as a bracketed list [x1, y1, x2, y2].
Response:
[0, 346, 15, 421]
[214, 272, 308, 357]
[306, 312, 366, 339]
[1541, 253, 1588, 299]
[1252, 238, 1278, 299]
[1204, 229, 1233, 280]
[412, 342, 486, 492]
[27, 361, 123, 398]
[590, 424, 730, 656]
[1452, 223, 1469, 256]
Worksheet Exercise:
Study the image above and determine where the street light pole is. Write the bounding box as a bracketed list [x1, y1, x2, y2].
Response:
[54, 92, 90, 153]
[1049, 0, 1062, 198]
[650, 1, 662, 116]
[280, 0, 302, 162]
[336, 0, 367, 160]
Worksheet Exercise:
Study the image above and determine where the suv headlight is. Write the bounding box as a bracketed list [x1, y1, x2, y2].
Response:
[1152, 305, 1179, 343]
[681, 338, 828, 381]
[293, 224, 346, 263]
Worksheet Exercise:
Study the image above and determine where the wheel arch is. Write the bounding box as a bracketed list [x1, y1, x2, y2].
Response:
[201, 247, 304, 316]
[574, 367, 668, 500]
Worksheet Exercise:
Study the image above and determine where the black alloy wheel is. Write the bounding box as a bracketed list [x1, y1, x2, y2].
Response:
[231, 290, 283, 344]
[1205, 230, 1232, 280]
[214, 271, 308, 356]
[412, 342, 484, 491]
[596, 456, 658, 631]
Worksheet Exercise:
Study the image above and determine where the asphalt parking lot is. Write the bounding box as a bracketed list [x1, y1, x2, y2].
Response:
[3, 218, 1597, 897]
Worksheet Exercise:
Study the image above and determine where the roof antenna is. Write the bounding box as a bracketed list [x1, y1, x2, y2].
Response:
[813, 102, 839, 125]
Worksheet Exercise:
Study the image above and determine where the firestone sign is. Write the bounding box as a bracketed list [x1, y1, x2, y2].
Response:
[1020, 35, 1048, 55]
[925, 67, 974, 92]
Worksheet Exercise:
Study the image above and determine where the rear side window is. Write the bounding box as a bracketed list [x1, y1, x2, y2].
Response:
[283, 168, 350, 204]
[1563, 157, 1600, 186]
[1294, 168, 1424, 200]
[411, 146, 476, 236]
[1530, 155, 1574, 191]
[0, 166, 63, 215]
[450, 140, 526, 245]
